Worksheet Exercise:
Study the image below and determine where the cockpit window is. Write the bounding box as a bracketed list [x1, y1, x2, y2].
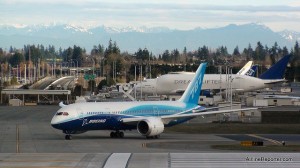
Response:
[56, 112, 69, 116]
[56, 112, 63, 115]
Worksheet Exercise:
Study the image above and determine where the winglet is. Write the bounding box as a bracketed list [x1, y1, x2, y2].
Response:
[259, 55, 291, 79]
[178, 63, 207, 104]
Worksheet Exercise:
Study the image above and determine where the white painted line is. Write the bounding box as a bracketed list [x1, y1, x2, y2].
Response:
[103, 153, 131, 168]
[247, 134, 281, 145]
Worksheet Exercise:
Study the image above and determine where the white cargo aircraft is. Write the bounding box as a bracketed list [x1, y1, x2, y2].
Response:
[136, 55, 290, 95]
[51, 63, 256, 140]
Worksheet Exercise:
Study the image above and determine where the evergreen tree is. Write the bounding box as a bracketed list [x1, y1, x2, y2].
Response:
[294, 41, 300, 59]
[62, 47, 73, 62]
[0, 48, 4, 58]
[9, 52, 24, 67]
[245, 43, 254, 60]
[233, 46, 240, 56]
[254, 41, 266, 61]
[162, 50, 170, 62]
[72, 45, 83, 67]
[282, 46, 289, 56]
[269, 42, 279, 64]
[135, 48, 150, 61]
[171, 49, 180, 63]
[197, 45, 209, 60]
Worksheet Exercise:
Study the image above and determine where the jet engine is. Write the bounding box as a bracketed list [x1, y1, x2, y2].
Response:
[137, 118, 164, 137]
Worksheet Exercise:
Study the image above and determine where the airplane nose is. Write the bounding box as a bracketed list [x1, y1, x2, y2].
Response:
[51, 117, 61, 129]
[51, 123, 61, 129]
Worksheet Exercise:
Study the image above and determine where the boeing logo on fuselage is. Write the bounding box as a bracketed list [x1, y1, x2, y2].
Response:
[82, 119, 106, 126]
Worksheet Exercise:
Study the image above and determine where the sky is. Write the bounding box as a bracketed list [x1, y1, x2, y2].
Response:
[1, 0, 300, 32]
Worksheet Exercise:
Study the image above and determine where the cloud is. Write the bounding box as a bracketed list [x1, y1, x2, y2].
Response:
[1, 0, 300, 31]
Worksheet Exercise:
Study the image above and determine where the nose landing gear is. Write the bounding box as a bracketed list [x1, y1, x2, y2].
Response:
[110, 131, 124, 138]
[65, 134, 72, 140]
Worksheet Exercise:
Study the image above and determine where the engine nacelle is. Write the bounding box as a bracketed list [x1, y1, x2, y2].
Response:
[137, 118, 164, 136]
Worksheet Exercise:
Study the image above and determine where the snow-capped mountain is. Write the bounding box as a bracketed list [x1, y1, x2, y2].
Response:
[0, 23, 297, 54]
[279, 30, 300, 42]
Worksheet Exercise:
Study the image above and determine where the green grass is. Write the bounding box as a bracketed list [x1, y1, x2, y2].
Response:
[166, 123, 300, 134]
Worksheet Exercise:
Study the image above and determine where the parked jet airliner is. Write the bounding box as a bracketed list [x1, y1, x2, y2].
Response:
[51, 63, 256, 140]
[136, 55, 290, 95]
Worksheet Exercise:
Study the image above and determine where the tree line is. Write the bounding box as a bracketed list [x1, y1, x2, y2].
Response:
[1, 40, 300, 86]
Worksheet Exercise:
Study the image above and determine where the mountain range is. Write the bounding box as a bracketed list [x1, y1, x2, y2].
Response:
[0, 23, 299, 54]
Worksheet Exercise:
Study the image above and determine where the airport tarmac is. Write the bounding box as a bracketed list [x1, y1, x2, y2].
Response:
[1, 105, 300, 167]
[0, 105, 235, 153]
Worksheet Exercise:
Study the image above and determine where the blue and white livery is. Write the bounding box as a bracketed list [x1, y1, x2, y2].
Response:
[51, 63, 255, 140]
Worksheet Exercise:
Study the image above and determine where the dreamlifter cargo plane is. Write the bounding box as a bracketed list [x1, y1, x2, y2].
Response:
[51, 63, 256, 140]
[136, 55, 290, 95]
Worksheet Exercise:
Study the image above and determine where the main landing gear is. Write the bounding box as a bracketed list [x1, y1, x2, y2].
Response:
[65, 134, 72, 140]
[110, 131, 124, 138]
[146, 135, 160, 139]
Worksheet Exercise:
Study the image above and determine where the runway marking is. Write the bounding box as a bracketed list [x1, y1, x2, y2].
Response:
[1, 159, 80, 162]
[103, 153, 131, 168]
[247, 134, 281, 145]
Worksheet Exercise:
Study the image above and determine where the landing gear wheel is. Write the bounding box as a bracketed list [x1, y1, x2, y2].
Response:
[110, 131, 124, 138]
[65, 134, 72, 140]
[146, 135, 160, 139]
[119, 132, 124, 138]
[110, 132, 116, 138]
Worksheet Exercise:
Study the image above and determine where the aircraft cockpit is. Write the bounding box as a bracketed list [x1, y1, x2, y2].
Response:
[55, 112, 69, 116]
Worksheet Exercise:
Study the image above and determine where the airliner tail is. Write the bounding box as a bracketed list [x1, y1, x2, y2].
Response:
[259, 55, 291, 79]
[179, 63, 207, 104]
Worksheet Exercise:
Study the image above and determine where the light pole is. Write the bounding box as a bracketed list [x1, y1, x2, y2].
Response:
[70, 59, 78, 77]
[92, 58, 95, 76]
[86, 56, 95, 95]
[134, 64, 137, 100]
[61, 62, 69, 76]
[68, 60, 74, 77]
[87, 56, 95, 76]
[71, 59, 78, 77]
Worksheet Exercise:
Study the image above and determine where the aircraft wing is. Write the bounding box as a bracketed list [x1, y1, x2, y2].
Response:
[121, 107, 257, 124]
[195, 105, 232, 112]
[161, 107, 257, 120]
[264, 79, 287, 84]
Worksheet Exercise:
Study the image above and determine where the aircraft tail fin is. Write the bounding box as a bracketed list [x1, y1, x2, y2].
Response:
[245, 65, 258, 77]
[236, 61, 253, 75]
[179, 63, 207, 104]
[259, 55, 291, 79]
